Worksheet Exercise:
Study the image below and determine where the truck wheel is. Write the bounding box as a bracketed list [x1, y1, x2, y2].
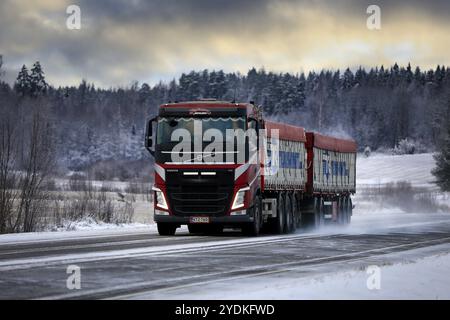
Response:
[314, 197, 324, 229]
[157, 223, 177, 236]
[243, 195, 261, 236]
[285, 193, 295, 233]
[274, 193, 286, 234]
[338, 197, 346, 225]
[294, 194, 302, 229]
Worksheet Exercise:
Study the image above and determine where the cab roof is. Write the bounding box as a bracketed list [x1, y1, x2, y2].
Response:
[162, 100, 251, 109]
[159, 101, 258, 117]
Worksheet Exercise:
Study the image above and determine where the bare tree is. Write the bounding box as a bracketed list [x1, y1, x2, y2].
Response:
[0, 109, 19, 233]
[0, 102, 56, 234]
[14, 108, 55, 232]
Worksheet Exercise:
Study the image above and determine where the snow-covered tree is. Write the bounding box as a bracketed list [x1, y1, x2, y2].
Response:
[432, 103, 450, 191]
[29, 61, 48, 96]
[14, 65, 31, 96]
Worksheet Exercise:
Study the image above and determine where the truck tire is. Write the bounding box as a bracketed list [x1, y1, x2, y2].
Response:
[285, 193, 295, 233]
[314, 197, 324, 229]
[294, 194, 302, 229]
[157, 223, 177, 236]
[243, 195, 262, 236]
[338, 197, 346, 225]
[274, 193, 286, 234]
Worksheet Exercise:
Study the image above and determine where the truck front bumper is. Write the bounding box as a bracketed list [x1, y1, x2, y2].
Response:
[154, 214, 254, 225]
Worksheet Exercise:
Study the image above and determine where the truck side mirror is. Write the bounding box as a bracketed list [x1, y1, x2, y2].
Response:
[145, 117, 157, 156]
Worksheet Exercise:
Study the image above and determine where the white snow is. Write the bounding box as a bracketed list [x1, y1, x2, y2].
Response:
[49, 217, 151, 232]
[356, 153, 437, 188]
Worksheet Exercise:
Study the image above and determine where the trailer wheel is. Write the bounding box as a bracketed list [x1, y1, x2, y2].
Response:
[285, 193, 295, 233]
[243, 195, 262, 236]
[157, 223, 177, 236]
[274, 193, 286, 234]
[293, 194, 302, 229]
[346, 197, 353, 224]
[314, 197, 324, 229]
[338, 197, 346, 225]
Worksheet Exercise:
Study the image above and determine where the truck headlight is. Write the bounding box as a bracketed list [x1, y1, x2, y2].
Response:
[152, 186, 168, 210]
[231, 187, 250, 210]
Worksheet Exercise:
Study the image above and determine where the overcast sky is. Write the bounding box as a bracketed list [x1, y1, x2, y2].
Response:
[1, 0, 449, 87]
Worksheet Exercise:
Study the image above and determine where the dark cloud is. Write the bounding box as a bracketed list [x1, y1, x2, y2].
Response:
[78, 0, 271, 24]
[0, 0, 449, 87]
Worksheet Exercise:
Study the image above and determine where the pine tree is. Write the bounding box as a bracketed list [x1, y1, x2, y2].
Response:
[342, 68, 354, 90]
[29, 61, 48, 96]
[138, 83, 150, 104]
[432, 128, 450, 191]
[432, 101, 450, 191]
[14, 65, 31, 96]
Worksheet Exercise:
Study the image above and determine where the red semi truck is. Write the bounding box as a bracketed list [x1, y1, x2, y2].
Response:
[145, 100, 356, 236]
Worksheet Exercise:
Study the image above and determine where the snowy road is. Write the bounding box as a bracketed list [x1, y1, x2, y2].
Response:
[1, 212, 450, 299]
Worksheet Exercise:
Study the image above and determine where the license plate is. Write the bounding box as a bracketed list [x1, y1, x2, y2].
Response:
[189, 216, 210, 224]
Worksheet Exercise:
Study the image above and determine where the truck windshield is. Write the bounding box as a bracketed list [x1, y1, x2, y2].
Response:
[156, 117, 247, 163]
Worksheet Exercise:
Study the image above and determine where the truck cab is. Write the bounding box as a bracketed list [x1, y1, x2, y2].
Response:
[145, 100, 263, 236]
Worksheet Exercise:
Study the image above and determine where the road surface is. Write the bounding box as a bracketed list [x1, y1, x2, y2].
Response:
[1, 212, 450, 299]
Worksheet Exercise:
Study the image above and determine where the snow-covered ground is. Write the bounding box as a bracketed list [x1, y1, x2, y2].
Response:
[356, 152, 437, 188]
[354, 152, 449, 214]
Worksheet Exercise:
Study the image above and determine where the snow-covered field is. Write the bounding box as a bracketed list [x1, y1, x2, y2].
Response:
[354, 153, 449, 215]
[356, 153, 437, 188]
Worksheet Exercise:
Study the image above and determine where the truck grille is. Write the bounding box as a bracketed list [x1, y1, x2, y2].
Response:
[165, 169, 234, 217]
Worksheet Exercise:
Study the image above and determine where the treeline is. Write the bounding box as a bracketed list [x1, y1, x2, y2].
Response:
[1, 55, 449, 178]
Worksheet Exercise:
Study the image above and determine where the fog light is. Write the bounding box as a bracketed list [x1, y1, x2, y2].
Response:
[230, 210, 247, 216]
